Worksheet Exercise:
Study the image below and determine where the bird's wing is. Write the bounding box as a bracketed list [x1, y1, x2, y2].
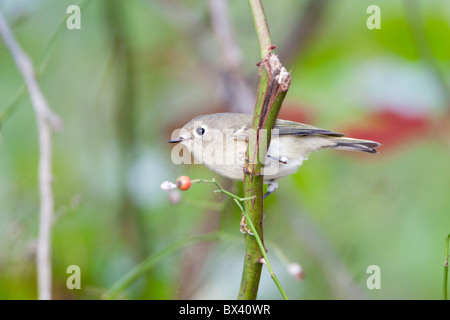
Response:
[274, 119, 345, 137]
[227, 118, 344, 141]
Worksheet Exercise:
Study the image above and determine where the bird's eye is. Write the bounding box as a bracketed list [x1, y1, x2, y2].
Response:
[196, 127, 206, 136]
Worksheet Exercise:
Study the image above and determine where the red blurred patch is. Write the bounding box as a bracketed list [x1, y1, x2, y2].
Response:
[341, 108, 431, 153]
[278, 102, 315, 124]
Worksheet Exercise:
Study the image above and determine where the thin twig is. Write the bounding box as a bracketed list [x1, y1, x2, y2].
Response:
[232, 198, 288, 299]
[104, 231, 234, 299]
[0, 11, 61, 300]
[191, 178, 255, 202]
[192, 178, 288, 299]
[0, 0, 91, 127]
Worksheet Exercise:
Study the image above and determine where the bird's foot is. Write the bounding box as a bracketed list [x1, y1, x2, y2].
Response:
[263, 180, 278, 199]
[267, 154, 288, 164]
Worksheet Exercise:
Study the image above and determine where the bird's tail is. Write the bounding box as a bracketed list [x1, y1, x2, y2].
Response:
[330, 137, 381, 154]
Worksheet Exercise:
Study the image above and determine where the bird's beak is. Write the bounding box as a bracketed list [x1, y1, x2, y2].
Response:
[168, 137, 183, 143]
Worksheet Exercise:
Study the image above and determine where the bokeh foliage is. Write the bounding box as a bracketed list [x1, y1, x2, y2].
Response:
[0, 0, 449, 299]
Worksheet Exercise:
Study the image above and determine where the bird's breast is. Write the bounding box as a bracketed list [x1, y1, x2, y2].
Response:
[186, 135, 327, 182]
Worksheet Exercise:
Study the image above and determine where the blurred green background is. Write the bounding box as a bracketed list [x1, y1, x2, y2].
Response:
[0, 0, 449, 299]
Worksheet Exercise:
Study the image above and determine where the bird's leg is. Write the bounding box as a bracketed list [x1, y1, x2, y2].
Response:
[267, 154, 288, 164]
[263, 180, 278, 199]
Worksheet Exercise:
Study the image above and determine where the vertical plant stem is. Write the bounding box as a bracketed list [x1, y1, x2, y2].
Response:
[239, 176, 265, 300]
[237, 0, 271, 299]
[0, 11, 61, 300]
[234, 199, 288, 299]
[36, 122, 54, 300]
[248, 0, 272, 60]
[238, 0, 291, 300]
[191, 178, 288, 298]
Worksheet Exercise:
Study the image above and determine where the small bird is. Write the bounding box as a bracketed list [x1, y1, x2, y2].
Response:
[169, 113, 380, 197]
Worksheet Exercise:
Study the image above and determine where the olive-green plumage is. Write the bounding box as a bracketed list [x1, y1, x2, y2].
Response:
[170, 113, 380, 183]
